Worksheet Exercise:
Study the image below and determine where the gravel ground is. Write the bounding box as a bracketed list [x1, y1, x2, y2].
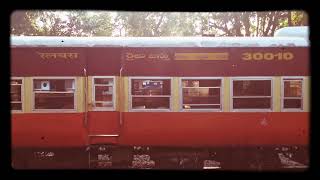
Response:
[131, 155, 155, 169]
[91, 152, 307, 169]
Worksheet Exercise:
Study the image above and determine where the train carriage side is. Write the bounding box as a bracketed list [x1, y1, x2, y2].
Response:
[10, 41, 123, 168]
[10, 30, 310, 169]
[117, 37, 309, 168]
[118, 45, 309, 147]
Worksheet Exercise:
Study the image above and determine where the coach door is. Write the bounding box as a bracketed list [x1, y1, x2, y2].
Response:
[86, 75, 120, 144]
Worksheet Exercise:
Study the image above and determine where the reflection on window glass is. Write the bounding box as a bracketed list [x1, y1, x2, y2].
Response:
[132, 79, 170, 96]
[95, 86, 113, 101]
[93, 78, 114, 108]
[94, 78, 113, 85]
[131, 79, 171, 110]
[35, 93, 74, 109]
[132, 97, 170, 109]
[233, 98, 271, 109]
[232, 79, 272, 109]
[12, 103, 22, 110]
[182, 79, 221, 110]
[33, 79, 75, 110]
[182, 79, 221, 87]
[34, 79, 75, 92]
[283, 79, 303, 109]
[233, 80, 271, 96]
[11, 79, 22, 111]
[284, 81, 302, 97]
[284, 99, 302, 109]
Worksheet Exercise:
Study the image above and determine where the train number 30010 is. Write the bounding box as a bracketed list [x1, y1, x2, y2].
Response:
[242, 52, 294, 61]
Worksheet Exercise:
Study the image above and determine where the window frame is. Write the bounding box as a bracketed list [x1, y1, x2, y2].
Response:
[31, 76, 77, 112]
[11, 77, 24, 113]
[281, 76, 304, 112]
[91, 76, 116, 111]
[230, 77, 274, 112]
[179, 77, 223, 112]
[129, 76, 173, 112]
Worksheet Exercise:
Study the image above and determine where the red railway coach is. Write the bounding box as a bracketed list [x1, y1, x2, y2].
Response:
[10, 26, 310, 170]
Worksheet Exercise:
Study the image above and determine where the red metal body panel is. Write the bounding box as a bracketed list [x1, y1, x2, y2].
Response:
[11, 47, 309, 76]
[11, 112, 309, 148]
[11, 48, 87, 76]
[87, 111, 120, 144]
[122, 47, 309, 76]
[118, 112, 309, 147]
[11, 113, 87, 148]
[87, 111, 120, 135]
[86, 48, 121, 76]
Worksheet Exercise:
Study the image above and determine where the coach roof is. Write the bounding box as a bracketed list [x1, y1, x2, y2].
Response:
[10, 36, 309, 47]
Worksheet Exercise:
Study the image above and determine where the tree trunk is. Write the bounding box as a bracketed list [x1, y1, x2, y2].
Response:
[242, 12, 251, 36]
[234, 14, 242, 36]
[288, 11, 292, 26]
[269, 12, 280, 36]
[263, 12, 274, 36]
[260, 13, 267, 36]
[301, 12, 308, 25]
[256, 13, 259, 36]
[154, 13, 164, 36]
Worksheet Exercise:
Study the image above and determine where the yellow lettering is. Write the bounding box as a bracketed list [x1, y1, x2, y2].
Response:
[242, 52, 294, 61]
[242, 53, 252, 60]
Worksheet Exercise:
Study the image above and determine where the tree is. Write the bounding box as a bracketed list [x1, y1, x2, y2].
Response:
[11, 11, 114, 36]
[114, 12, 176, 37]
[11, 10, 308, 37]
[11, 10, 43, 35]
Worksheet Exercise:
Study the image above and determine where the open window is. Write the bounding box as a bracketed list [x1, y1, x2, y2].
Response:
[92, 76, 115, 110]
[130, 77, 172, 111]
[231, 78, 273, 111]
[11, 78, 23, 111]
[181, 78, 222, 111]
[282, 77, 303, 111]
[33, 77, 76, 111]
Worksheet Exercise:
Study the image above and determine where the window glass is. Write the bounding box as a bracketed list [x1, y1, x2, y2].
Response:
[94, 78, 113, 85]
[284, 99, 302, 109]
[132, 79, 170, 96]
[93, 78, 114, 108]
[283, 79, 303, 109]
[131, 79, 171, 110]
[233, 98, 271, 109]
[233, 80, 271, 96]
[33, 79, 75, 110]
[132, 97, 170, 109]
[284, 81, 302, 97]
[11, 79, 22, 111]
[182, 79, 221, 110]
[232, 79, 272, 109]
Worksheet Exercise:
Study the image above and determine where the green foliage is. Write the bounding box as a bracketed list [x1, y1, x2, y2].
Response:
[10, 11, 308, 37]
[11, 10, 43, 35]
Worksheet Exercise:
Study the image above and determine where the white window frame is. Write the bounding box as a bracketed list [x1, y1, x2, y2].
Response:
[230, 77, 273, 112]
[129, 76, 173, 112]
[281, 76, 304, 112]
[31, 76, 77, 112]
[179, 77, 223, 112]
[92, 76, 116, 111]
[11, 77, 24, 113]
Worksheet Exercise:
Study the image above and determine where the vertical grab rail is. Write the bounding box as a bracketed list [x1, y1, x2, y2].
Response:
[83, 68, 88, 127]
[119, 67, 123, 126]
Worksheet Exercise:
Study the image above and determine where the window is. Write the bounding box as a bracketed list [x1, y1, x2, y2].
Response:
[92, 77, 115, 110]
[33, 78, 76, 110]
[231, 78, 272, 110]
[130, 77, 171, 111]
[181, 78, 222, 110]
[282, 77, 303, 110]
[11, 78, 23, 111]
